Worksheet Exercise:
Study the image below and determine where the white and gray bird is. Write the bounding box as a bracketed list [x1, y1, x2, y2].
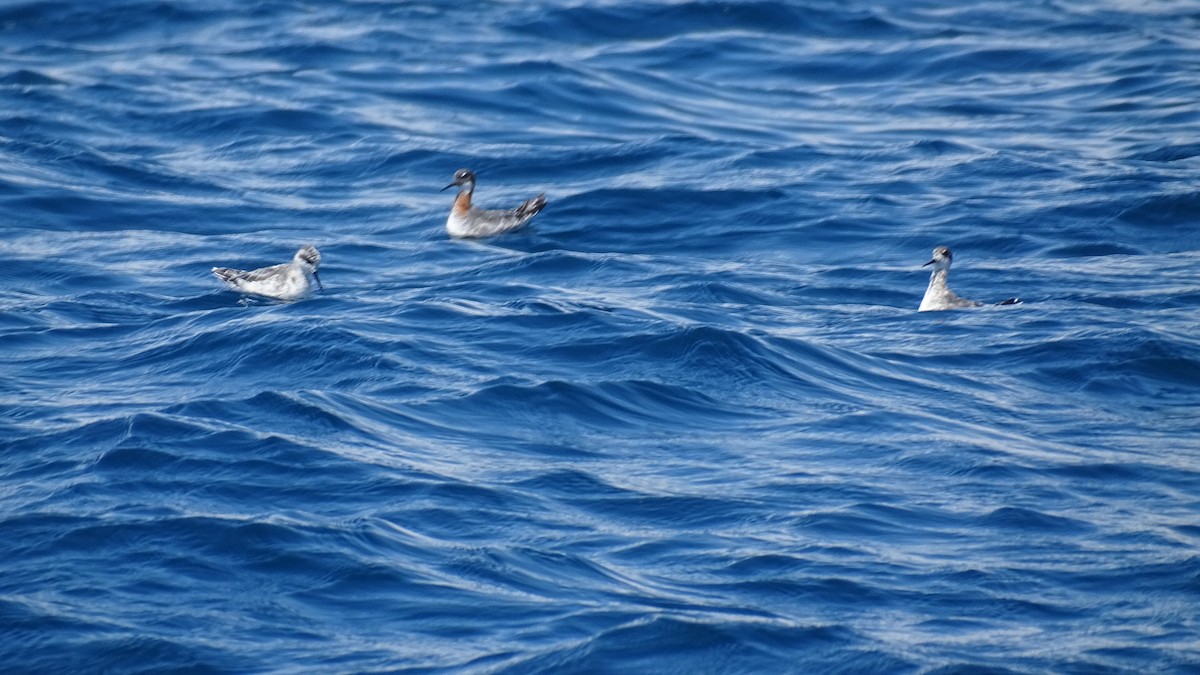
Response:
[442, 168, 546, 238]
[918, 246, 1019, 312]
[212, 245, 323, 301]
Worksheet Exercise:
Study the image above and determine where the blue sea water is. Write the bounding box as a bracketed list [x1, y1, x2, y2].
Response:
[2, 0, 1199, 671]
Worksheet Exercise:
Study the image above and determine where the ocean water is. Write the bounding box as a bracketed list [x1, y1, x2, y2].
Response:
[2, 0, 1199, 672]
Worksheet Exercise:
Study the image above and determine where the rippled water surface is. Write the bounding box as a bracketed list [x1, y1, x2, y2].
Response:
[2, 1, 1199, 672]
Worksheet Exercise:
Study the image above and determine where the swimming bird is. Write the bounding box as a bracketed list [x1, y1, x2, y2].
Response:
[441, 168, 546, 238]
[918, 246, 1019, 311]
[212, 245, 322, 301]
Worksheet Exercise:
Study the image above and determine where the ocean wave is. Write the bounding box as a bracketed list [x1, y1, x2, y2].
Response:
[2, 0, 1199, 671]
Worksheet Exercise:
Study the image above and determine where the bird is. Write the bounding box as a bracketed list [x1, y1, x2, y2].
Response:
[212, 245, 323, 301]
[918, 246, 1019, 311]
[441, 168, 546, 238]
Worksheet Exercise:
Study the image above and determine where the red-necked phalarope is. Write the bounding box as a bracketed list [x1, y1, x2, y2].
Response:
[919, 246, 1019, 311]
[441, 168, 546, 238]
[212, 244, 322, 301]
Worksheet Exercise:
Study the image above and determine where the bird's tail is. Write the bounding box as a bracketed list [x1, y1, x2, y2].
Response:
[515, 194, 547, 219]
